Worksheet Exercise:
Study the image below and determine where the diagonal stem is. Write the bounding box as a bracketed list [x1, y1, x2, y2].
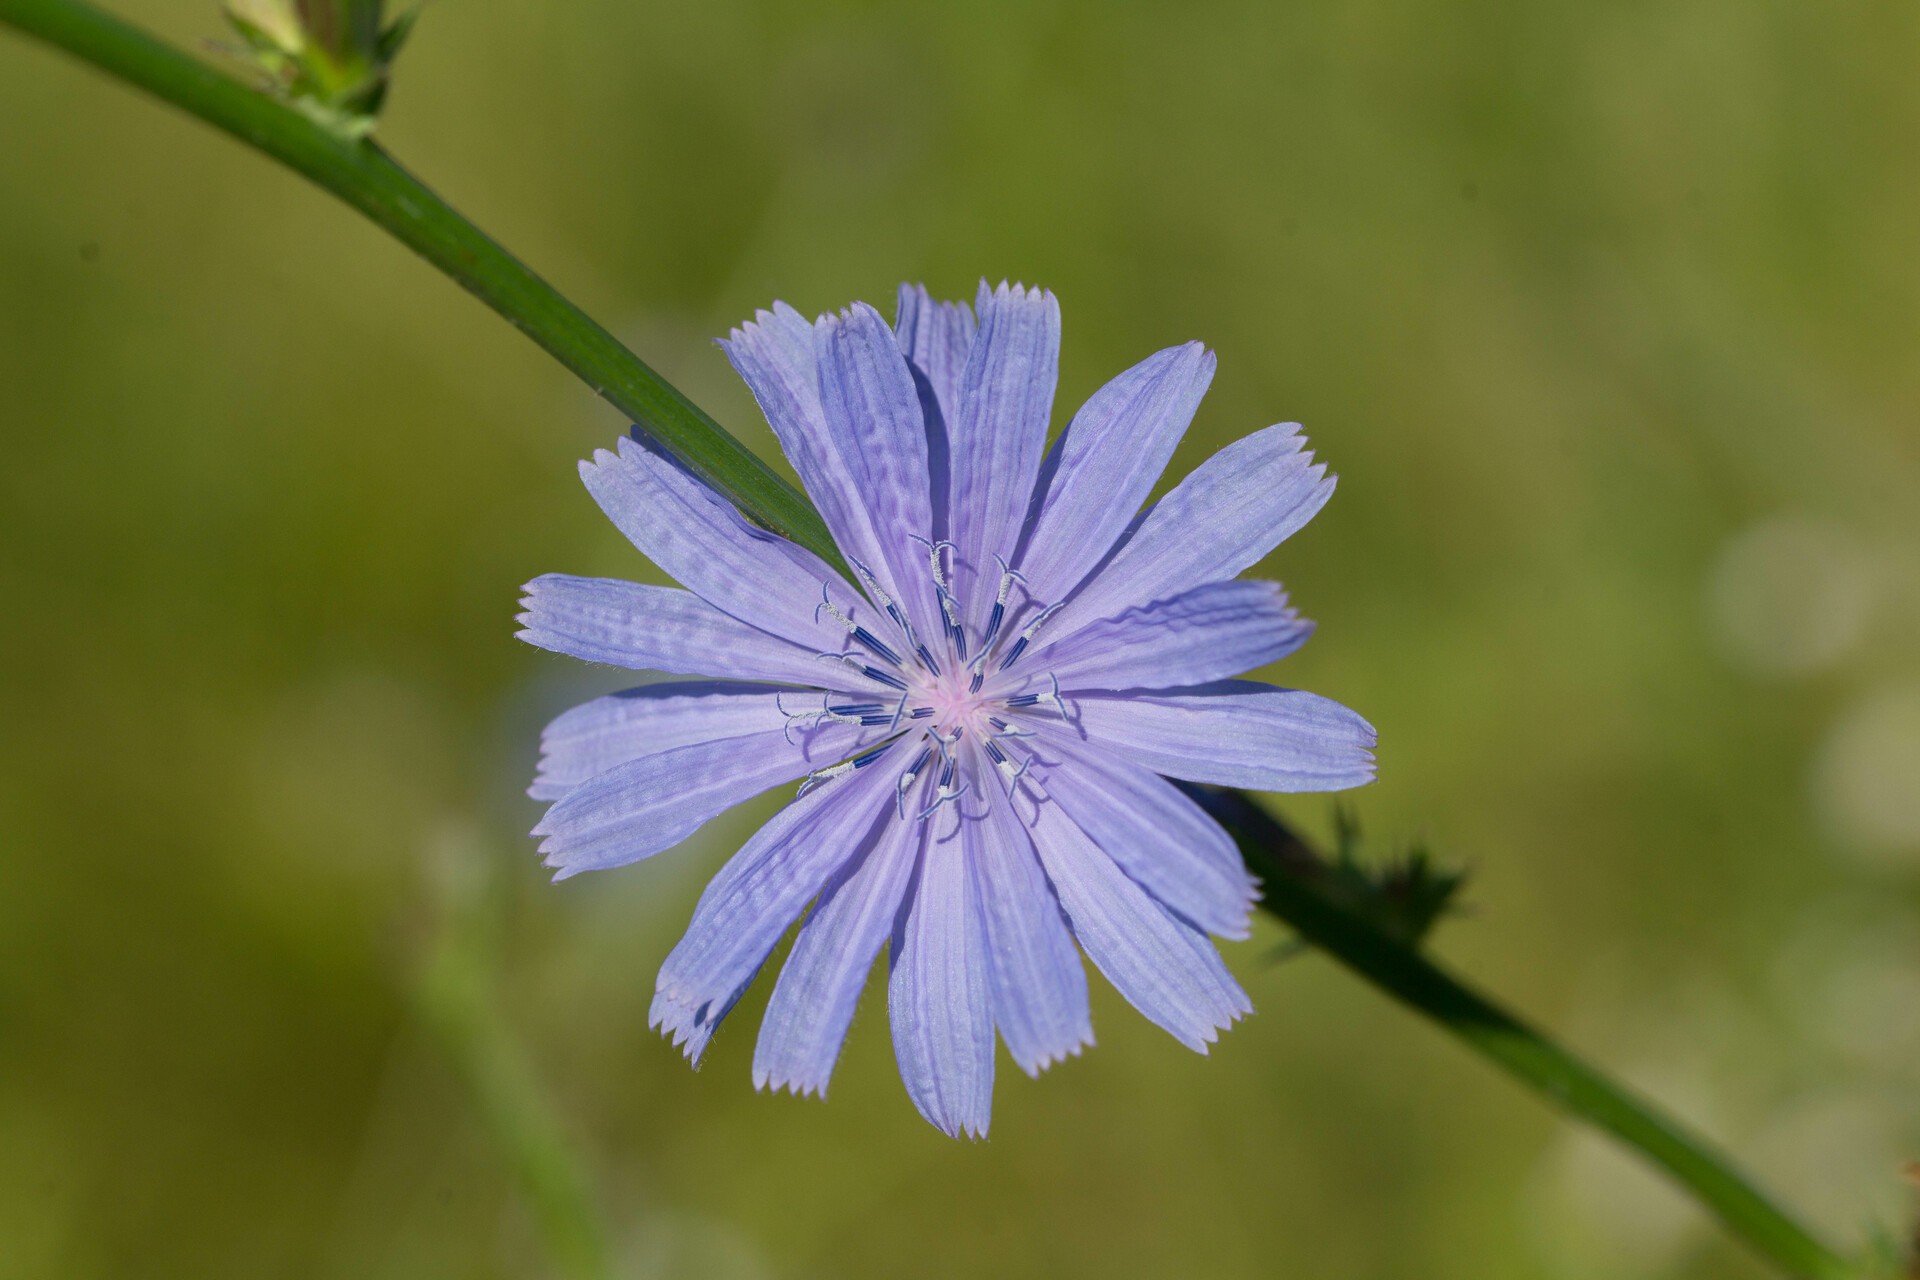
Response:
[1185, 786, 1856, 1280]
[0, 3, 1861, 1276]
[0, 0, 842, 575]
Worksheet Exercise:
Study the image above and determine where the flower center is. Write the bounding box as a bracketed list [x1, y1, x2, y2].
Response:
[914, 666, 992, 735]
[790, 543, 1074, 816]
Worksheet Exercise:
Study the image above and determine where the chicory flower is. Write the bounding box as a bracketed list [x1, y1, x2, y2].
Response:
[519, 282, 1374, 1137]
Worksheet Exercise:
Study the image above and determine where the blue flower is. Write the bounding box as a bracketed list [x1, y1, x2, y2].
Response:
[519, 282, 1376, 1137]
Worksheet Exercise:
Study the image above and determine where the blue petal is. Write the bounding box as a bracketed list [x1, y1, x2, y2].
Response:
[517, 574, 858, 689]
[889, 815, 996, 1139]
[1014, 342, 1215, 605]
[815, 304, 945, 641]
[1033, 579, 1312, 692]
[531, 680, 799, 801]
[1027, 732, 1258, 939]
[948, 282, 1060, 624]
[893, 283, 976, 450]
[1060, 680, 1377, 792]
[580, 436, 850, 651]
[753, 810, 925, 1098]
[531, 720, 874, 879]
[652, 756, 899, 1063]
[1022, 794, 1251, 1051]
[721, 304, 917, 631]
[1049, 422, 1333, 638]
[971, 751, 1092, 1076]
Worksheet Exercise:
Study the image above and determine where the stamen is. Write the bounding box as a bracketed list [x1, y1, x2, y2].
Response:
[850, 743, 893, 769]
[799, 741, 897, 799]
[910, 536, 957, 593]
[996, 601, 1065, 672]
[982, 737, 1032, 785]
[914, 728, 972, 822]
[911, 536, 969, 662]
[816, 585, 908, 667]
[814, 585, 856, 632]
[779, 694, 864, 744]
[812, 693, 865, 726]
[818, 651, 909, 691]
[796, 759, 854, 797]
[776, 690, 839, 745]
[895, 744, 933, 819]
[848, 555, 919, 651]
[916, 779, 971, 823]
[851, 627, 904, 667]
[980, 554, 1028, 650]
[1005, 672, 1065, 711]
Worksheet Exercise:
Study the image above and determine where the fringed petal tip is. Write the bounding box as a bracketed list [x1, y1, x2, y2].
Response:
[1013, 1032, 1095, 1081]
[917, 1108, 991, 1142]
[1207, 881, 1264, 943]
[974, 277, 1057, 309]
[577, 448, 616, 480]
[537, 846, 591, 882]
[1180, 991, 1255, 1057]
[751, 1068, 829, 1101]
[649, 989, 725, 1068]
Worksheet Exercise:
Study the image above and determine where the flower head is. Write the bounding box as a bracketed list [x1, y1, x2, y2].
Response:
[519, 282, 1375, 1137]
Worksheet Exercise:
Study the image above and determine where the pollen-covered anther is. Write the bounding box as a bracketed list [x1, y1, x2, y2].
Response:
[1004, 671, 1065, 712]
[814, 584, 856, 632]
[894, 743, 933, 818]
[795, 758, 854, 797]
[983, 736, 1032, 785]
[845, 555, 919, 652]
[980, 553, 1028, 649]
[912, 536, 969, 658]
[817, 651, 908, 691]
[910, 535, 957, 594]
[818, 581, 907, 666]
[799, 741, 894, 799]
[774, 689, 834, 744]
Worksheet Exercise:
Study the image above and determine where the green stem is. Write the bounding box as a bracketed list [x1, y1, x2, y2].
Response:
[1192, 788, 1855, 1280]
[0, 0, 841, 573]
[0, 3, 1859, 1277]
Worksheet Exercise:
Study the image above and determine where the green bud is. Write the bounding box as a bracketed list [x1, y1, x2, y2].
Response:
[221, 0, 420, 138]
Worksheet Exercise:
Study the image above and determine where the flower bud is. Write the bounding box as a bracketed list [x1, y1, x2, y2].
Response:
[222, 0, 419, 137]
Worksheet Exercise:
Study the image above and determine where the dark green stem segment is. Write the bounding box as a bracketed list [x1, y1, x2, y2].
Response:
[0, 0, 841, 572]
[0, 3, 1859, 1277]
[1188, 787, 1856, 1280]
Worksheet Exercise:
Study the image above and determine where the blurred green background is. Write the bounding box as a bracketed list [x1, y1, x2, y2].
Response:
[4, 1, 1918, 1277]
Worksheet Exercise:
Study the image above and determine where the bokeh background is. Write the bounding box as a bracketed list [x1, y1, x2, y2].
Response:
[4, 1, 1919, 1277]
